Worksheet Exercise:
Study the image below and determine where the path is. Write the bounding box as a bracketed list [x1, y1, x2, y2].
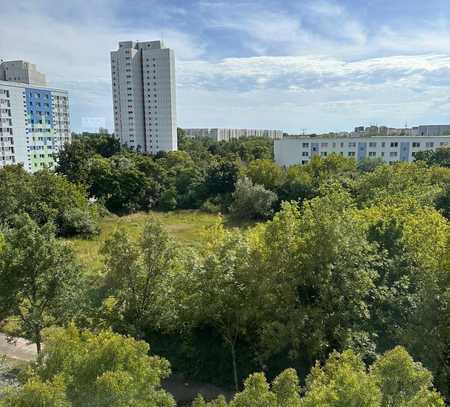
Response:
[0, 333, 37, 361]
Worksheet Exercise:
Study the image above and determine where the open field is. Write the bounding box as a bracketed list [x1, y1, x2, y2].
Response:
[67, 210, 225, 273]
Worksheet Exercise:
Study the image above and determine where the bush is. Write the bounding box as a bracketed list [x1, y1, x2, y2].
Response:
[58, 206, 100, 237]
[230, 177, 278, 220]
[201, 198, 222, 214]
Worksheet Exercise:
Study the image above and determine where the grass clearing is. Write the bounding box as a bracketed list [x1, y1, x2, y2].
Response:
[67, 210, 225, 274]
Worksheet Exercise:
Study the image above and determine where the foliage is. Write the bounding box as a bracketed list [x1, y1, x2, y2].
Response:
[414, 146, 450, 167]
[302, 350, 381, 406]
[101, 219, 181, 337]
[194, 348, 444, 406]
[230, 177, 278, 220]
[0, 166, 99, 237]
[179, 224, 259, 391]
[1, 325, 175, 407]
[0, 215, 83, 353]
[244, 159, 284, 190]
[56, 133, 121, 183]
[370, 346, 445, 407]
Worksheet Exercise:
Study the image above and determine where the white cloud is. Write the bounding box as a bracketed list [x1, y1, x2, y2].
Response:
[177, 53, 450, 132]
[2, 0, 450, 133]
[178, 54, 450, 89]
[0, 0, 204, 131]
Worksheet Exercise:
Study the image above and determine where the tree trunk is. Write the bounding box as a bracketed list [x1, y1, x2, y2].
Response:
[35, 329, 42, 355]
[230, 341, 238, 393]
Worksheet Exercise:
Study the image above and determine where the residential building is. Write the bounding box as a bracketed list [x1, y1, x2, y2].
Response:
[0, 62, 70, 172]
[274, 135, 450, 166]
[111, 40, 177, 154]
[184, 128, 284, 141]
[412, 125, 450, 137]
[0, 60, 47, 86]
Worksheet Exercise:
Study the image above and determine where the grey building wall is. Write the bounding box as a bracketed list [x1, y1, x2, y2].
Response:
[0, 61, 47, 86]
[111, 40, 177, 154]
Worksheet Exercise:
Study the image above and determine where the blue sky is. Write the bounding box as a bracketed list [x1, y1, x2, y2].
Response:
[2, 0, 450, 133]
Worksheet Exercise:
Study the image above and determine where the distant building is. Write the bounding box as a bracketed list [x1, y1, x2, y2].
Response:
[184, 128, 284, 142]
[0, 61, 70, 172]
[274, 134, 450, 167]
[412, 125, 450, 137]
[111, 40, 177, 154]
[0, 60, 47, 86]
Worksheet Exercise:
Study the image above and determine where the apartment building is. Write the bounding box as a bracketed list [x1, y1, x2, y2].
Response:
[0, 60, 47, 86]
[0, 61, 70, 172]
[184, 128, 284, 142]
[412, 125, 450, 137]
[111, 40, 177, 154]
[274, 135, 450, 166]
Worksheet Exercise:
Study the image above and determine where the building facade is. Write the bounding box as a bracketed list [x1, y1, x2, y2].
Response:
[0, 60, 47, 86]
[275, 135, 450, 166]
[412, 125, 450, 137]
[0, 62, 70, 172]
[184, 128, 284, 142]
[111, 40, 177, 154]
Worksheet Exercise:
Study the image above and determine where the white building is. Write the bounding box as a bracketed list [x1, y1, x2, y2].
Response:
[111, 40, 177, 154]
[184, 128, 284, 141]
[0, 61, 70, 172]
[275, 135, 450, 167]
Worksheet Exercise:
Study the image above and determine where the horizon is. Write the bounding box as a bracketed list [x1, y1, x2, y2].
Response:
[2, 0, 450, 133]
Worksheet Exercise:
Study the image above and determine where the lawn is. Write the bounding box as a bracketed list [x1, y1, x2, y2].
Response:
[67, 210, 225, 274]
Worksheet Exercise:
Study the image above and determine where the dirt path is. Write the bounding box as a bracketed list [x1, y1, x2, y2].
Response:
[0, 333, 37, 362]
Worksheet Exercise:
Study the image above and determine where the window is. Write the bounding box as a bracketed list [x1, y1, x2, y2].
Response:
[389, 151, 398, 157]
[369, 151, 376, 157]
[381, 142, 386, 147]
[348, 151, 355, 157]
[369, 142, 377, 147]
[302, 142, 309, 148]
[412, 142, 420, 148]
[425, 142, 434, 148]
[320, 151, 328, 156]
[321, 142, 328, 148]
[302, 151, 309, 157]
[348, 142, 356, 147]
[390, 142, 398, 147]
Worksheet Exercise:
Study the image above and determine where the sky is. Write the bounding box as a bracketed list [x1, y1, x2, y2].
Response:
[2, 0, 450, 134]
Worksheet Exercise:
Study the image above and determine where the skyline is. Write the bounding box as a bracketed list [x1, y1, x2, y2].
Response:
[2, 0, 450, 133]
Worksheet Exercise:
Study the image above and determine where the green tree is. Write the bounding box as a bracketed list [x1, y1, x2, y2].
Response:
[2, 325, 175, 407]
[87, 154, 161, 213]
[182, 225, 259, 392]
[244, 159, 284, 191]
[414, 146, 450, 167]
[56, 133, 121, 183]
[252, 188, 378, 364]
[1, 377, 70, 407]
[370, 347, 445, 407]
[0, 215, 83, 353]
[301, 350, 381, 407]
[353, 162, 449, 208]
[0, 166, 99, 237]
[205, 160, 240, 197]
[357, 201, 449, 394]
[192, 369, 301, 407]
[101, 219, 180, 338]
